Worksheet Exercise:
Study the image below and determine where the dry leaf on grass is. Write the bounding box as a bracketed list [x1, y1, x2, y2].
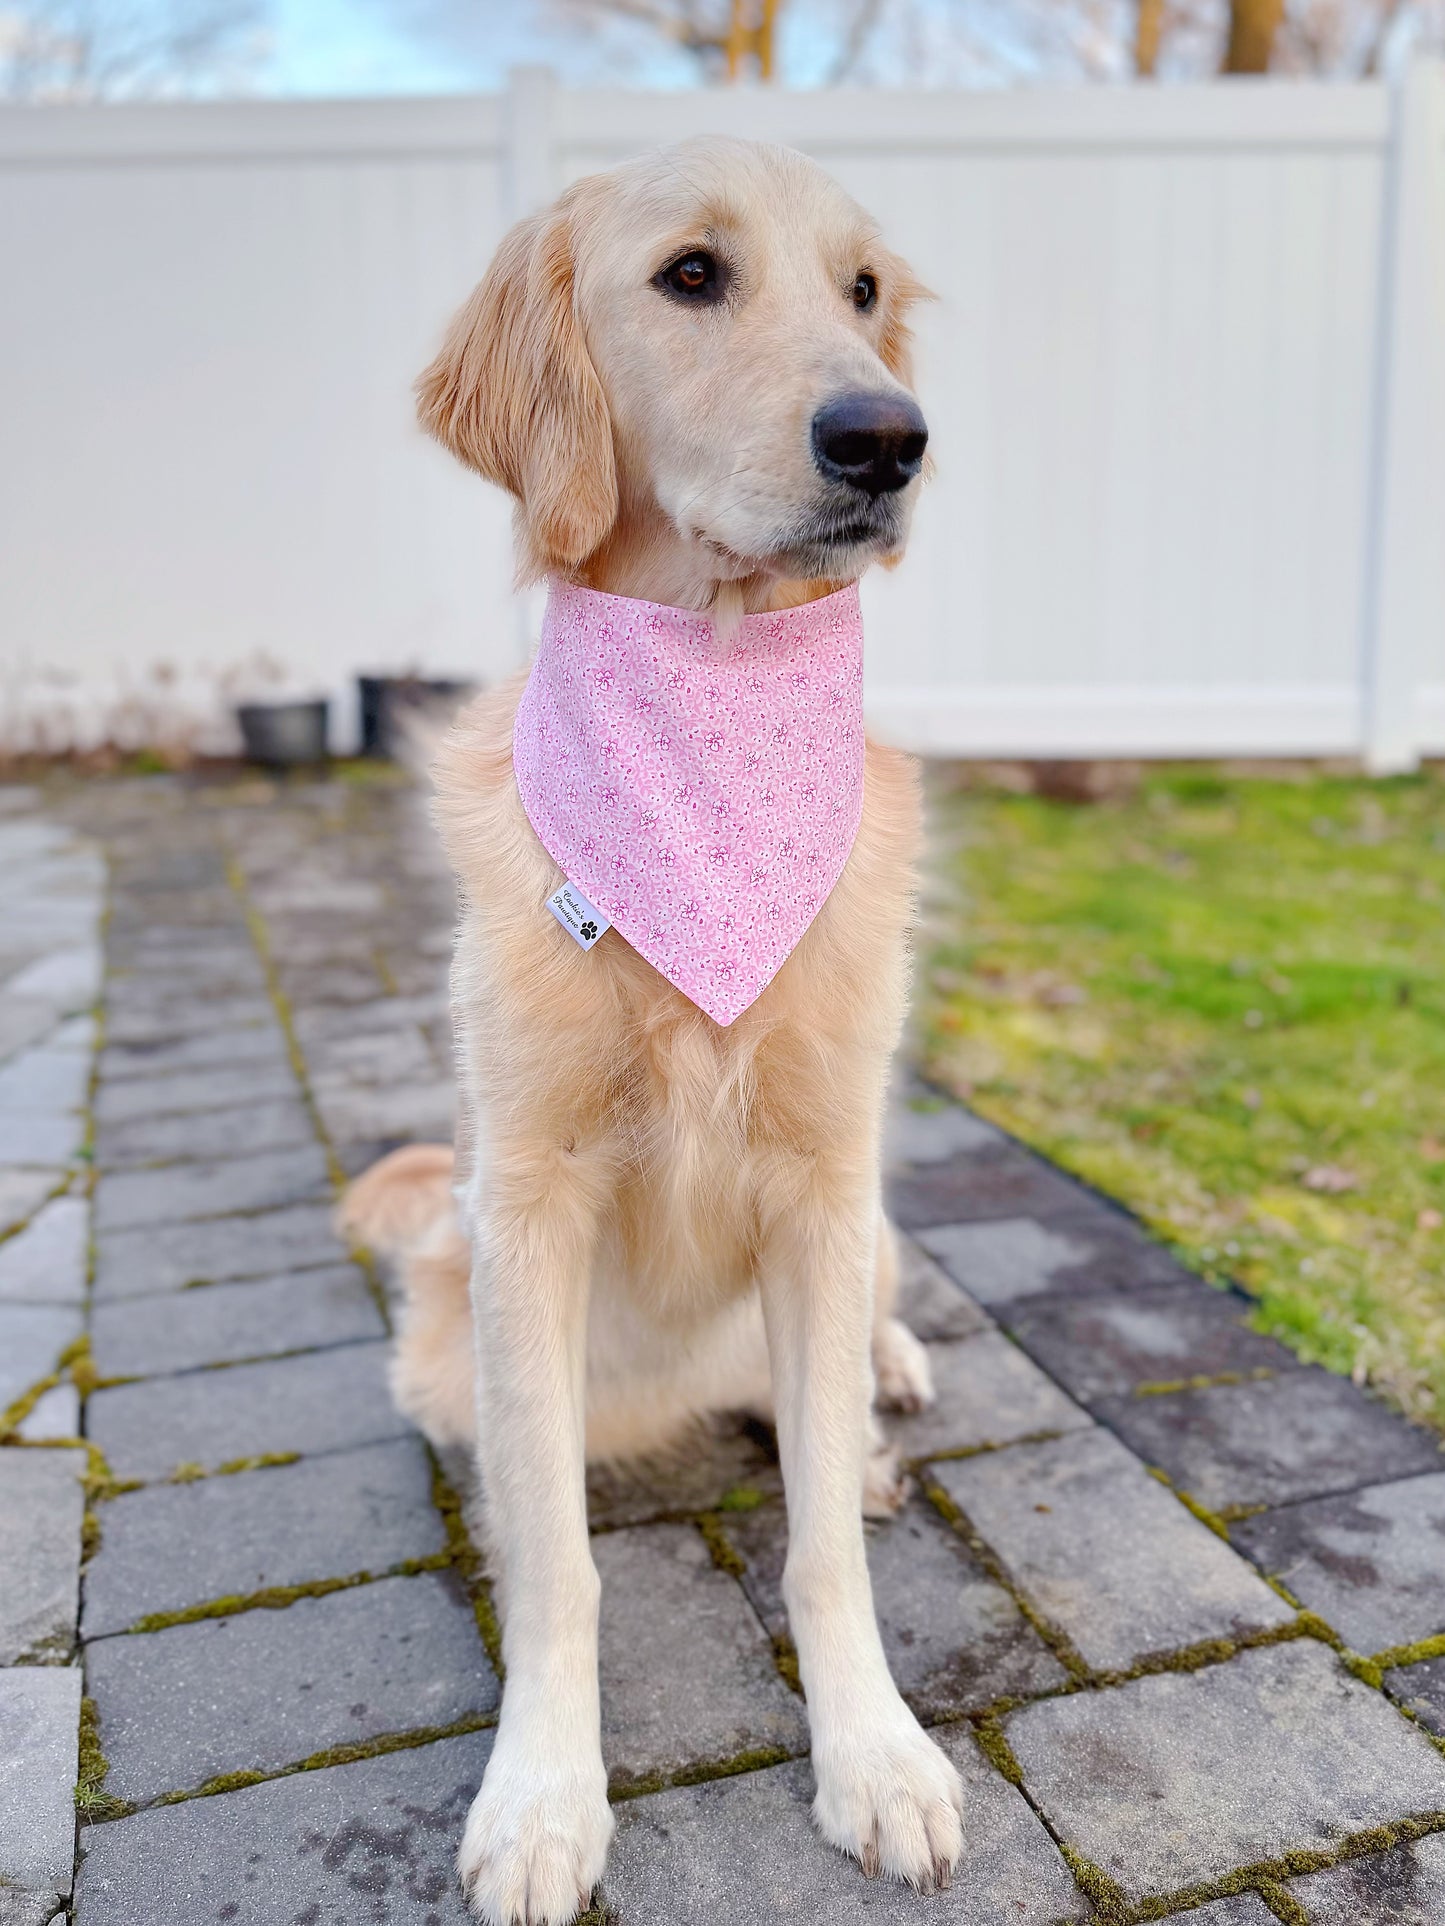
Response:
[1301, 1165, 1360, 1194]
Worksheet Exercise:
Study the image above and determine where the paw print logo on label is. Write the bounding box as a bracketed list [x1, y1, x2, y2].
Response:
[580, 920, 598, 941]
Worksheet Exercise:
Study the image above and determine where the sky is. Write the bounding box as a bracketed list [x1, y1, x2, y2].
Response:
[260, 0, 543, 95]
[249, 0, 950, 98]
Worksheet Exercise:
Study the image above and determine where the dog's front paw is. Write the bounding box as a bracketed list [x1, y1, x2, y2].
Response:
[812, 1714, 964, 1892]
[874, 1317, 934, 1414]
[863, 1437, 911, 1519]
[458, 1753, 613, 1926]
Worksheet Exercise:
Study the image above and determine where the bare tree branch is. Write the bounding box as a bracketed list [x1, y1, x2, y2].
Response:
[0, 0, 266, 101]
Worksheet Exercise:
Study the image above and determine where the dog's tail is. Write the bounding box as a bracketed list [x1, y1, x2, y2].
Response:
[338, 1144, 476, 1451]
[336, 1142, 457, 1257]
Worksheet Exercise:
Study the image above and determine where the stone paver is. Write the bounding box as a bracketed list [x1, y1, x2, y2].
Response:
[94, 1202, 349, 1299]
[0, 1001, 66, 1066]
[87, 1339, 406, 1480]
[0, 1110, 85, 1165]
[889, 1143, 1089, 1230]
[0, 1449, 84, 1664]
[90, 1263, 382, 1379]
[0, 1303, 83, 1411]
[1170, 1901, 1277, 1925]
[0, 1666, 81, 1906]
[1385, 1656, 1445, 1736]
[87, 1572, 497, 1803]
[722, 1496, 1068, 1718]
[82, 1438, 446, 1637]
[1008, 1641, 1445, 1906]
[98, 1021, 287, 1083]
[916, 1210, 1189, 1304]
[0, 1170, 66, 1239]
[886, 1095, 1003, 1164]
[934, 1428, 1293, 1673]
[94, 1095, 315, 1169]
[593, 1524, 807, 1787]
[585, 1418, 782, 1530]
[103, 993, 275, 1047]
[74, 1728, 493, 1924]
[888, 1329, 1091, 1459]
[0, 1197, 87, 1306]
[1003, 1284, 1297, 1404]
[603, 1726, 1088, 1923]
[1098, 1370, 1443, 1513]
[1233, 1473, 1445, 1655]
[93, 1142, 332, 1232]
[91, 1060, 300, 1126]
[15, 1380, 81, 1443]
[1288, 1830, 1445, 1921]
[892, 1232, 992, 1343]
[311, 1077, 456, 1151]
[0, 1044, 90, 1115]
[5, 776, 1441, 1926]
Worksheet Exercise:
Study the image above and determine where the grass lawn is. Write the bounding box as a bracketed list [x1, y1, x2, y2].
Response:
[919, 764, 1445, 1433]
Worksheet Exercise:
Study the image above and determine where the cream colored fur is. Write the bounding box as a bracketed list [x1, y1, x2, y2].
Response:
[341, 136, 961, 1926]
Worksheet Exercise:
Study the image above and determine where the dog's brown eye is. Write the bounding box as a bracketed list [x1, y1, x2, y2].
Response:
[853, 273, 878, 312]
[657, 251, 721, 301]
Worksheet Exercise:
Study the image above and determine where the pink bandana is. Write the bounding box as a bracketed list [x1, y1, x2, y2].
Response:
[513, 577, 866, 1025]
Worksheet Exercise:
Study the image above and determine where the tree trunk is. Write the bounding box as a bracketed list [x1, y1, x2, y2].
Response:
[1221, 0, 1284, 71]
[1135, 0, 1166, 74]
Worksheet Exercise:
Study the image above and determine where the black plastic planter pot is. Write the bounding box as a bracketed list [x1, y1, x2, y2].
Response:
[236, 699, 330, 768]
[358, 676, 476, 759]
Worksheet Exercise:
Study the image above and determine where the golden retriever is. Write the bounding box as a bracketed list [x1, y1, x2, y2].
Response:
[340, 135, 960, 1926]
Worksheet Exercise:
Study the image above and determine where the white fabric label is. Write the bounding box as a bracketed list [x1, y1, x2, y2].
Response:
[545, 881, 611, 951]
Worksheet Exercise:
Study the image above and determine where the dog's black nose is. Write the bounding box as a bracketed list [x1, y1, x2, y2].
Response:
[811, 393, 928, 497]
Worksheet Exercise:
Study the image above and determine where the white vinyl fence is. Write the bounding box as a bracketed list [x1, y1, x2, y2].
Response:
[2, 66, 1444, 765]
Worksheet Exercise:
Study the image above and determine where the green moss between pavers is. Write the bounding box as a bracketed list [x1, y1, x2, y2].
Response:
[771, 1633, 802, 1697]
[0, 1372, 62, 1439]
[202, 842, 391, 1324]
[150, 1711, 499, 1811]
[696, 1513, 747, 1582]
[1060, 1846, 1131, 1923]
[696, 1511, 807, 1700]
[1144, 1467, 1236, 1545]
[571, 1897, 616, 1926]
[75, 1695, 131, 1822]
[1134, 1368, 1275, 1398]
[715, 1484, 767, 1512]
[1089, 1615, 1321, 1693]
[1373, 1631, 1445, 1672]
[608, 1743, 798, 1803]
[125, 1556, 451, 1634]
[0, 1331, 96, 1436]
[427, 1457, 506, 1678]
[912, 1425, 1069, 1467]
[157, 1453, 301, 1486]
[1052, 1812, 1445, 1924]
[1257, 1886, 1310, 1926]
[972, 1716, 1024, 1788]
[919, 1472, 1091, 1683]
[223, 856, 359, 1212]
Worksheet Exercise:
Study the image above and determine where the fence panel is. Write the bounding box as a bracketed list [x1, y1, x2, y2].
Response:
[1, 73, 1442, 760]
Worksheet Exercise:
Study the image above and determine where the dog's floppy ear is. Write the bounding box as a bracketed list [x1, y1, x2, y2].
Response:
[877, 250, 932, 392]
[416, 193, 618, 582]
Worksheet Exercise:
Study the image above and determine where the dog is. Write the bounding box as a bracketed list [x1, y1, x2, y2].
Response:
[340, 135, 963, 1926]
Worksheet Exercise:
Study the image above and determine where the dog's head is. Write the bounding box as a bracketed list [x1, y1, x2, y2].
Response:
[418, 137, 929, 598]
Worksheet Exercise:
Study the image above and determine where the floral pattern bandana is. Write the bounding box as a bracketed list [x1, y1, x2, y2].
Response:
[512, 577, 866, 1025]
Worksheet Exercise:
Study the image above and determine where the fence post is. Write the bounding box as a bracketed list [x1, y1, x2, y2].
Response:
[1362, 57, 1445, 774]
